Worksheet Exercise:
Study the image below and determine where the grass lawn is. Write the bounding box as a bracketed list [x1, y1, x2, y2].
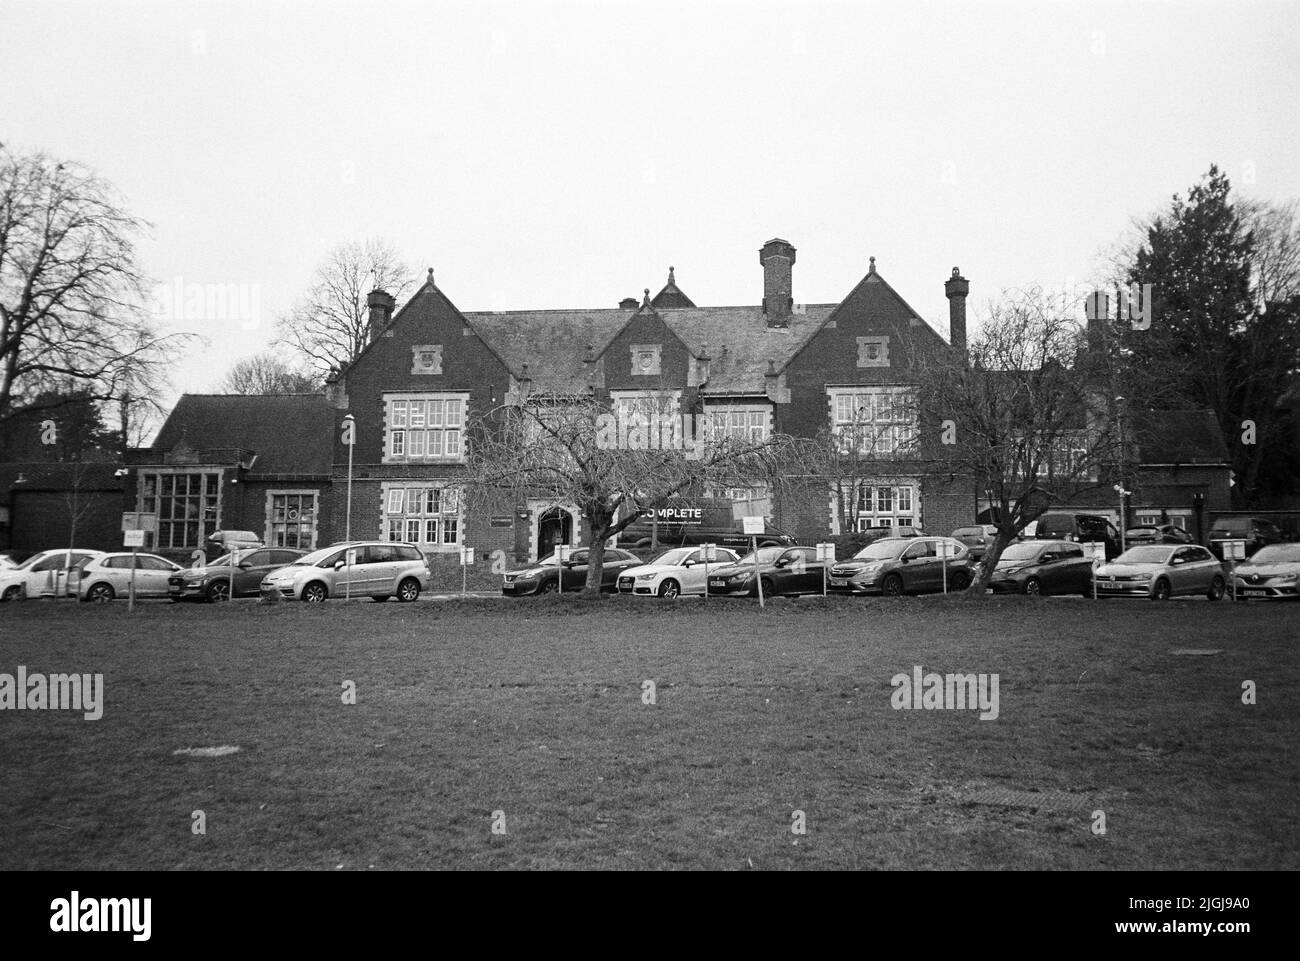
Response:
[0, 593, 1296, 870]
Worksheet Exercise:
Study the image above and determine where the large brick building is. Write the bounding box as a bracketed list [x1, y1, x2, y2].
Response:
[110, 236, 1234, 564]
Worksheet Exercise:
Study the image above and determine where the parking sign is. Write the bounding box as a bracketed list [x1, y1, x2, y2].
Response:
[1222, 539, 1247, 561]
[742, 516, 765, 535]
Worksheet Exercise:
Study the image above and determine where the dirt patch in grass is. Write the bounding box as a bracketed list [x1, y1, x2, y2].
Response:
[0, 596, 1296, 869]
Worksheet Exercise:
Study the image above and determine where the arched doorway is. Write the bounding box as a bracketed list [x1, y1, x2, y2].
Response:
[537, 506, 573, 560]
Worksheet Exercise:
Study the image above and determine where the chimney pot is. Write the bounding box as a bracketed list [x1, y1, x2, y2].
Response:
[366, 289, 396, 342]
[944, 268, 969, 353]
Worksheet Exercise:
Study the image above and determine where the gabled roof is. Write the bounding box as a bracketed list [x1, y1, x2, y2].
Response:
[150, 394, 334, 474]
[661, 305, 837, 393]
[650, 266, 696, 309]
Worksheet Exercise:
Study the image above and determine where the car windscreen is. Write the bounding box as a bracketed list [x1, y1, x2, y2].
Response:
[1210, 521, 1250, 533]
[853, 540, 910, 560]
[1115, 546, 1176, 564]
[650, 548, 694, 566]
[1035, 516, 1073, 536]
[13, 551, 52, 571]
[998, 542, 1043, 562]
[1247, 544, 1300, 564]
[736, 547, 785, 565]
[292, 546, 341, 566]
[952, 528, 985, 539]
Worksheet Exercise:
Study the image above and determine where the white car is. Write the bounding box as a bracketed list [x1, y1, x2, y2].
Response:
[615, 546, 741, 598]
[260, 541, 432, 602]
[78, 553, 186, 603]
[0, 549, 105, 601]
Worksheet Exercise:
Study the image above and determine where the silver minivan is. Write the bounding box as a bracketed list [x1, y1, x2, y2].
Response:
[260, 541, 432, 602]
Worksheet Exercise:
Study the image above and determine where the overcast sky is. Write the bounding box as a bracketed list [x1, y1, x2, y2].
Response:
[3, 0, 1298, 402]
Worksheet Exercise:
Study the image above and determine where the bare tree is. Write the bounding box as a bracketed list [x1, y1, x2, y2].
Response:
[462, 390, 814, 594]
[0, 144, 189, 429]
[905, 287, 1123, 592]
[219, 352, 320, 394]
[274, 238, 415, 377]
[1243, 198, 1300, 308]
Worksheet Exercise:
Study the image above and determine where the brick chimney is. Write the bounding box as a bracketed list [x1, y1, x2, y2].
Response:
[760, 238, 796, 327]
[944, 267, 969, 353]
[367, 289, 395, 342]
[619, 296, 639, 310]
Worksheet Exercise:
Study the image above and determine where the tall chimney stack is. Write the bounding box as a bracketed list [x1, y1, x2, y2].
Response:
[944, 267, 969, 353]
[367, 289, 395, 342]
[759, 238, 796, 327]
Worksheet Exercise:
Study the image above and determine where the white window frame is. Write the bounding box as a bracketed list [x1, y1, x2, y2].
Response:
[827, 387, 917, 457]
[380, 482, 463, 552]
[384, 392, 469, 464]
[700, 403, 772, 446]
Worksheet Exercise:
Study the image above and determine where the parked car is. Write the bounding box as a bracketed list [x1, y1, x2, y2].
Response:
[828, 536, 972, 596]
[950, 525, 1001, 561]
[1034, 512, 1122, 560]
[0, 553, 20, 571]
[616, 546, 741, 597]
[1230, 543, 1300, 600]
[1092, 545, 1226, 601]
[501, 547, 642, 595]
[78, 553, 186, 603]
[987, 539, 1093, 596]
[1125, 524, 1195, 546]
[706, 545, 831, 597]
[1206, 516, 1285, 559]
[170, 547, 309, 601]
[259, 541, 431, 602]
[0, 549, 105, 601]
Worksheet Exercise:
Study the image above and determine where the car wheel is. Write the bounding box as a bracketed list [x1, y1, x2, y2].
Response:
[1207, 576, 1225, 602]
[302, 582, 328, 603]
[760, 576, 777, 597]
[1151, 578, 1172, 601]
[882, 574, 905, 597]
[88, 583, 115, 605]
[1023, 577, 1042, 596]
[538, 579, 557, 595]
[372, 595, 390, 602]
[1, 585, 22, 602]
[658, 579, 681, 599]
[206, 580, 230, 603]
[397, 578, 421, 602]
[950, 571, 972, 591]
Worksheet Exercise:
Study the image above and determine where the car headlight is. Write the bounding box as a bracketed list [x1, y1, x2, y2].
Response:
[1273, 573, 1298, 583]
[858, 563, 884, 575]
[1135, 573, 1153, 581]
[636, 573, 658, 581]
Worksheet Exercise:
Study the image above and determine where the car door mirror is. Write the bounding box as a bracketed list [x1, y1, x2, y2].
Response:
[682, 559, 695, 567]
[238, 562, 253, 569]
[333, 559, 347, 570]
[1040, 553, 1056, 563]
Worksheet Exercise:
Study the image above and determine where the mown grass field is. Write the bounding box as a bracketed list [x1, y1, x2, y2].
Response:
[0, 593, 1296, 870]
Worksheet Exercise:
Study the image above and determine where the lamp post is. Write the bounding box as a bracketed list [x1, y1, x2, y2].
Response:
[341, 414, 356, 541]
[1114, 396, 1127, 553]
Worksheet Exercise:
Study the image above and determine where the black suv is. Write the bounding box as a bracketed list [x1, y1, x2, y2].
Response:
[1033, 512, 1122, 560]
[1207, 516, 1284, 559]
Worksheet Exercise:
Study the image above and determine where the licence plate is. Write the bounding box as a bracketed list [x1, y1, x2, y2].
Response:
[1243, 589, 1267, 597]
[709, 579, 725, 588]
[1099, 582, 1123, 589]
[830, 578, 847, 587]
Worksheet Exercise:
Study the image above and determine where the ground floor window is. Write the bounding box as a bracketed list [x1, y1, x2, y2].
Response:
[834, 480, 919, 531]
[267, 491, 318, 549]
[138, 470, 221, 549]
[382, 484, 461, 549]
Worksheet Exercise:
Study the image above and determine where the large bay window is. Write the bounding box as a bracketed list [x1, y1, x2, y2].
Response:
[138, 470, 221, 549]
[385, 393, 467, 463]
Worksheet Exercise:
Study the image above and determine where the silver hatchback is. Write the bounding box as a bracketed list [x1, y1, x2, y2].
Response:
[260, 541, 432, 602]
